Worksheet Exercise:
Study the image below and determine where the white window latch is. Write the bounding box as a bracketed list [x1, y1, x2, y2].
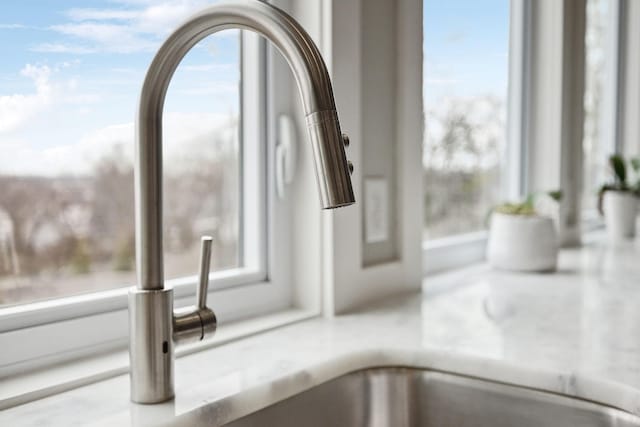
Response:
[276, 114, 298, 199]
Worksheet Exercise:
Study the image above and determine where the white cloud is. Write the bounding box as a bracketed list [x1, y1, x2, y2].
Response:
[0, 24, 27, 29]
[0, 112, 237, 176]
[0, 122, 130, 177]
[134, 2, 202, 35]
[21, 64, 51, 87]
[63, 92, 102, 105]
[0, 61, 102, 143]
[174, 82, 237, 95]
[45, 1, 217, 54]
[181, 63, 235, 72]
[50, 23, 154, 53]
[67, 9, 139, 21]
[0, 65, 53, 133]
[31, 43, 95, 54]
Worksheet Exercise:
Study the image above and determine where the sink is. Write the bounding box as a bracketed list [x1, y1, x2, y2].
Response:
[224, 368, 640, 426]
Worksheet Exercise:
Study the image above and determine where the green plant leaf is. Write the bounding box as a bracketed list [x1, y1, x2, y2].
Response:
[547, 190, 562, 201]
[524, 193, 535, 210]
[493, 202, 536, 216]
[597, 184, 617, 216]
[610, 154, 627, 186]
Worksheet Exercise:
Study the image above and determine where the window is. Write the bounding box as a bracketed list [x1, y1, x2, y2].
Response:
[0, 1, 258, 307]
[582, 0, 617, 213]
[0, 1, 292, 374]
[422, 0, 510, 240]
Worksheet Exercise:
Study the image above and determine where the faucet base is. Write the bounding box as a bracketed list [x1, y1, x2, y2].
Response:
[128, 287, 174, 403]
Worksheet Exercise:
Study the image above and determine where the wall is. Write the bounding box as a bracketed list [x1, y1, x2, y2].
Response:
[360, 0, 399, 265]
[620, 0, 640, 156]
[526, 0, 586, 246]
[323, 0, 423, 314]
[280, 0, 423, 315]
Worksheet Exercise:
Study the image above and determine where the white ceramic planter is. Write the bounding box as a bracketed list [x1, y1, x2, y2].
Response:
[487, 212, 558, 272]
[602, 190, 638, 240]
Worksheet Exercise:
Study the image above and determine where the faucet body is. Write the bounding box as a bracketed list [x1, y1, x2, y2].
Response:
[130, 0, 354, 403]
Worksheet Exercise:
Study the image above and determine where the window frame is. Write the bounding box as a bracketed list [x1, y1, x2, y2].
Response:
[0, 30, 294, 376]
[581, 0, 623, 226]
[422, 0, 521, 275]
[603, 0, 625, 156]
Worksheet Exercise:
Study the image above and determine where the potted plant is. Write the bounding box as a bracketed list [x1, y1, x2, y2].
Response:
[487, 193, 559, 272]
[598, 154, 639, 240]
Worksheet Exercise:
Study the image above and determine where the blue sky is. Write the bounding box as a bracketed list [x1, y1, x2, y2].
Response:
[0, 0, 509, 176]
[423, 0, 510, 102]
[0, 0, 239, 176]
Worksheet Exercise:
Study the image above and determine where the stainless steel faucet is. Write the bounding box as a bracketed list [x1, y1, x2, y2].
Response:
[129, 0, 355, 404]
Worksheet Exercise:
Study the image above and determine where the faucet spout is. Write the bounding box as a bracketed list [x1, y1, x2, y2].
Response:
[130, 0, 354, 404]
[135, 0, 354, 293]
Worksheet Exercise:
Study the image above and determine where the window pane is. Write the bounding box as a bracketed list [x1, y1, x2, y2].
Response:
[583, 0, 611, 212]
[0, 1, 241, 306]
[423, 0, 510, 240]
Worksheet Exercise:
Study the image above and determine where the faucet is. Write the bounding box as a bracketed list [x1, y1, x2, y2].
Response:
[129, 0, 355, 404]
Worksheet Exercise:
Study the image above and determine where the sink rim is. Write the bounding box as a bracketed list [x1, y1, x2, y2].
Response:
[168, 348, 640, 427]
[223, 366, 640, 427]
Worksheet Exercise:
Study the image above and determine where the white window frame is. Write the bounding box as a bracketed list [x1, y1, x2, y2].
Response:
[0, 31, 295, 377]
[581, 0, 623, 228]
[602, 0, 625, 156]
[422, 0, 522, 275]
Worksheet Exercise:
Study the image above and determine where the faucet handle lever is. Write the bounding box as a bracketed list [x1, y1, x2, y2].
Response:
[196, 236, 213, 310]
[173, 235, 217, 344]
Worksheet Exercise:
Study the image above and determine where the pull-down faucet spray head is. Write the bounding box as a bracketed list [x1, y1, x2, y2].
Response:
[306, 110, 355, 209]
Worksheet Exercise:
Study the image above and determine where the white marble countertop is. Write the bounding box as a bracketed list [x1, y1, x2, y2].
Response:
[4, 235, 640, 426]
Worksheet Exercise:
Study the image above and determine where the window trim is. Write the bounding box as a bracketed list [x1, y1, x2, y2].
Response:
[1, 307, 315, 408]
[0, 267, 266, 333]
[505, 0, 533, 202]
[422, 231, 488, 276]
[0, 276, 294, 377]
[581, 0, 623, 223]
[604, 0, 625, 155]
[240, 32, 269, 277]
[0, 28, 295, 375]
[422, 0, 519, 274]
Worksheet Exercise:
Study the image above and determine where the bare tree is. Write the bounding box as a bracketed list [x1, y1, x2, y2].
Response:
[89, 143, 135, 269]
[423, 95, 505, 238]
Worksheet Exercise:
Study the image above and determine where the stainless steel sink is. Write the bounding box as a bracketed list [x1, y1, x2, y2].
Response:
[224, 368, 640, 426]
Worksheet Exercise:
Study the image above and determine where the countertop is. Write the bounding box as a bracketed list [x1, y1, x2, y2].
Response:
[3, 234, 640, 426]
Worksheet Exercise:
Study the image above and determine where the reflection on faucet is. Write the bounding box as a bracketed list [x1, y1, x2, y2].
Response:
[129, 0, 355, 404]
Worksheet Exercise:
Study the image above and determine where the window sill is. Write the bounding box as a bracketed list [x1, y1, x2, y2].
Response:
[0, 275, 287, 378]
[0, 308, 316, 410]
[582, 209, 604, 232]
[422, 215, 606, 277]
[0, 267, 266, 332]
[422, 231, 488, 276]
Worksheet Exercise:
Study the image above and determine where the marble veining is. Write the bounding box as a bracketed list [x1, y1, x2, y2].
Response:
[3, 235, 640, 426]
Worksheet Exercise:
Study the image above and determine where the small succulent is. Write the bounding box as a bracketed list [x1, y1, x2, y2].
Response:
[491, 190, 561, 218]
[631, 157, 640, 192]
[600, 155, 631, 192]
[547, 190, 562, 202]
[493, 202, 536, 216]
[598, 154, 639, 214]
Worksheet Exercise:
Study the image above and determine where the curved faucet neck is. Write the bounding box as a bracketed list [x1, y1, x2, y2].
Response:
[135, 0, 353, 291]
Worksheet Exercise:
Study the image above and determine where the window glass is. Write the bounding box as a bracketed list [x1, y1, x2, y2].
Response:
[423, 0, 510, 240]
[583, 0, 611, 212]
[0, 1, 241, 306]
